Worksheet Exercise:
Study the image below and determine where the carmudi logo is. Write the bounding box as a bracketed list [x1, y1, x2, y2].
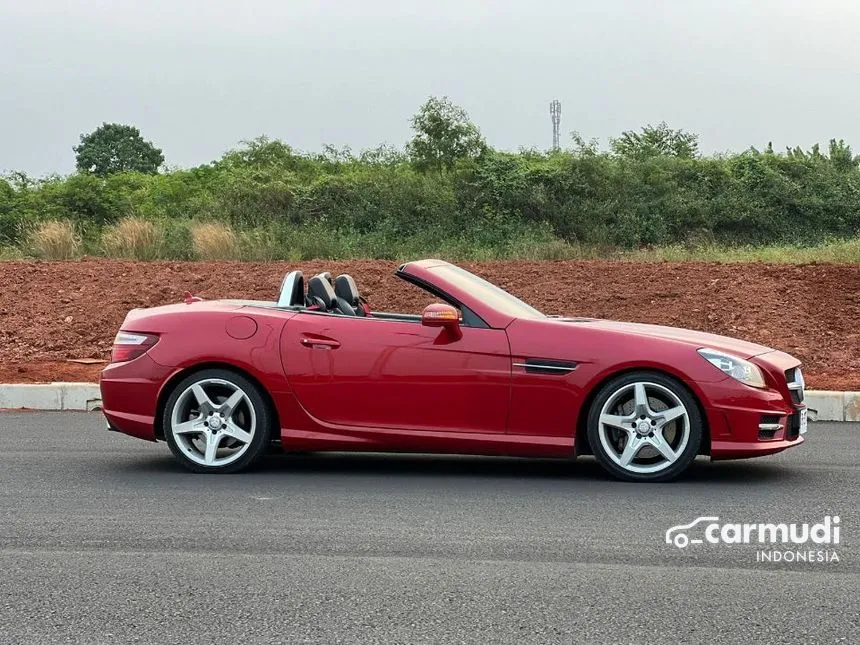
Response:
[665, 515, 841, 563]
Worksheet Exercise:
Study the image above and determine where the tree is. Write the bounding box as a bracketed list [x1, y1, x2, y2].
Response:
[610, 122, 699, 160]
[781, 139, 859, 170]
[74, 123, 164, 175]
[827, 138, 858, 171]
[5, 171, 35, 190]
[359, 143, 407, 166]
[219, 136, 296, 169]
[407, 96, 485, 173]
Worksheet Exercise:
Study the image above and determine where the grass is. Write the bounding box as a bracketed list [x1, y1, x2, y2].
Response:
[29, 220, 80, 260]
[620, 238, 860, 263]
[192, 221, 240, 260]
[102, 217, 163, 260]
[3, 220, 860, 263]
[0, 246, 24, 260]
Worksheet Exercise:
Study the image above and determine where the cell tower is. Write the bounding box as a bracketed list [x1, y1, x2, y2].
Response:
[550, 100, 561, 151]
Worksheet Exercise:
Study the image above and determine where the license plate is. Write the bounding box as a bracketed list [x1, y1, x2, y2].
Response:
[799, 408, 808, 435]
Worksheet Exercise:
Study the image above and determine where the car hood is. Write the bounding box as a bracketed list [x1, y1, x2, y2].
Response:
[550, 317, 774, 359]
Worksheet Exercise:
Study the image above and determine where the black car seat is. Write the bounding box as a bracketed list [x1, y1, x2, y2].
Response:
[334, 274, 368, 317]
[307, 274, 343, 313]
[307, 273, 357, 315]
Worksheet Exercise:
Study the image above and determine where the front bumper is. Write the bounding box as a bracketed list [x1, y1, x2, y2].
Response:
[710, 434, 804, 459]
[699, 367, 807, 460]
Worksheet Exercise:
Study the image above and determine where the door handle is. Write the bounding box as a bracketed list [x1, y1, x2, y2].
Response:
[300, 337, 341, 349]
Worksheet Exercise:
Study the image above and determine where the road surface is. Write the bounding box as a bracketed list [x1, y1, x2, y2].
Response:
[0, 413, 856, 644]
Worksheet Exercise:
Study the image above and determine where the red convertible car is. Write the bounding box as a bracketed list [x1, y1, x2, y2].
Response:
[100, 260, 808, 482]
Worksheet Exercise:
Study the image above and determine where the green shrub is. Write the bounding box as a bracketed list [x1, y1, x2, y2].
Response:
[160, 219, 195, 260]
[238, 227, 285, 261]
[0, 212, 26, 245]
[211, 169, 298, 228]
[3, 133, 860, 259]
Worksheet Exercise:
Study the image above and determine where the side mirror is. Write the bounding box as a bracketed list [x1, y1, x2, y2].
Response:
[421, 303, 461, 333]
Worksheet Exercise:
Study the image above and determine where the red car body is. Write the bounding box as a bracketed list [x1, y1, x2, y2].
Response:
[101, 260, 807, 472]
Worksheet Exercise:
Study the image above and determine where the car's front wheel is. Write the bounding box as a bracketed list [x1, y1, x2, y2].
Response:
[586, 371, 703, 482]
[163, 369, 272, 473]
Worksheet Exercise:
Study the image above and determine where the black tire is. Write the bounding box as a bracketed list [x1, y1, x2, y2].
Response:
[163, 368, 273, 474]
[586, 371, 703, 482]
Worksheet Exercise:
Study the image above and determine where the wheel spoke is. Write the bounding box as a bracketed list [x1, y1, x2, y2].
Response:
[619, 434, 646, 467]
[633, 382, 651, 416]
[220, 389, 245, 419]
[203, 431, 222, 465]
[600, 413, 633, 431]
[222, 420, 252, 445]
[173, 419, 204, 435]
[191, 384, 215, 411]
[649, 430, 677, 462]
[657, 405, 686, 427]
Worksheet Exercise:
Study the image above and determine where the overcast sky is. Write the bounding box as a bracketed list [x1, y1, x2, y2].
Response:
[2, 0, 859, 176]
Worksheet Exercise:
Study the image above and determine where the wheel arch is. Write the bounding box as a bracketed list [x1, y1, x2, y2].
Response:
[154, 361, 281, 441]
[574, 365, 711, 457]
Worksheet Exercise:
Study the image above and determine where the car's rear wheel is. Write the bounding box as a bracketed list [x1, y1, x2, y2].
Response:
[586, 371, 702, 482]
[163, 369, 272, 473]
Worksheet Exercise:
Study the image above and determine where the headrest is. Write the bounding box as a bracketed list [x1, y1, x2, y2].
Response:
[308, 274, 336, 309]
[335, 274, 360, 304]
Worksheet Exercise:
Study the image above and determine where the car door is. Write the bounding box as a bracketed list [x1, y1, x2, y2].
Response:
[280, 312, 511, 434]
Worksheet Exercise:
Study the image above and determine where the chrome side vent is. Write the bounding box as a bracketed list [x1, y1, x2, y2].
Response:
[513, 359, 578, 375]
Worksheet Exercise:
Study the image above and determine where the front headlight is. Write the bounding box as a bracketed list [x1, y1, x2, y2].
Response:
[697, 348, 767, 388]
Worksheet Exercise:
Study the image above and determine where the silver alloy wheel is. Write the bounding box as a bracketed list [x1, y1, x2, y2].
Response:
[169, 378, 257, 468]
[596, 381, 690, 475]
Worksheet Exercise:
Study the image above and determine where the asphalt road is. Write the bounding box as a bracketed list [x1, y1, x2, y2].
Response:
[0, 413, 856, 645]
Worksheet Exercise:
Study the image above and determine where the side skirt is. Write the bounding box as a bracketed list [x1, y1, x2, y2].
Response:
[273, 392, 574, 457]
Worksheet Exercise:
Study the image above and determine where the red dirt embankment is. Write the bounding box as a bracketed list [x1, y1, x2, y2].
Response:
[0, 259, 858, 389]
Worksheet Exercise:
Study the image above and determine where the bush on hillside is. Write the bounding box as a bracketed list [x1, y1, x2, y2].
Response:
[3, 124, 860, 258]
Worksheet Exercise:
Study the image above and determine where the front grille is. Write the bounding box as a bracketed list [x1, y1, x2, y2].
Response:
[785, 367, 805, 404]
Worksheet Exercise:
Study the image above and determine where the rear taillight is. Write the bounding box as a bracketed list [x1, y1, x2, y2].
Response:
[110, 331, 159, 363]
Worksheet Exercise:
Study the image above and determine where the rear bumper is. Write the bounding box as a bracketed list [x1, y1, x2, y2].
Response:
[100, 354, 172, 442]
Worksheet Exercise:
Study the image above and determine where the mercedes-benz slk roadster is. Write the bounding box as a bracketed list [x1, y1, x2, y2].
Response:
[100, 260, 808, 482]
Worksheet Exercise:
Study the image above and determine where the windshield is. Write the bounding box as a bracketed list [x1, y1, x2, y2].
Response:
[429, 264, 545, 319]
